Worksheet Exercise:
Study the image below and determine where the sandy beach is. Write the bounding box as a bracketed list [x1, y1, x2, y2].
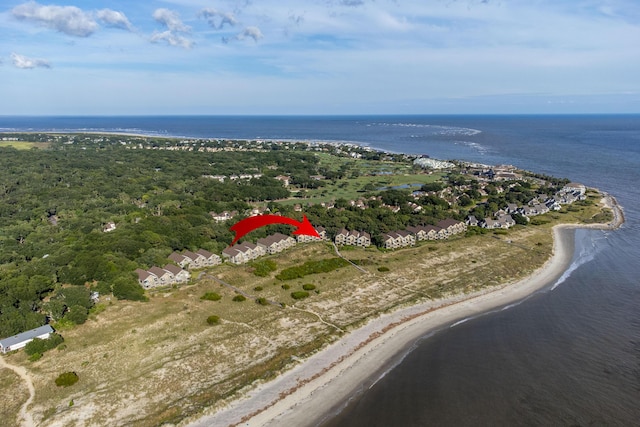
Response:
[187, 228, 573, 427]
[184, 195, 624, 427]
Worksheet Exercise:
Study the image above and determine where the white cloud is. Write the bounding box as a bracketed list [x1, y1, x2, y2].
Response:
[199, 8, 238, 30]
[151, 8, 193, 48]
[96, 9, 133, 31]
[11, 52, 51, 69]
[241, 26, 264, 42]
[150, 31, 194, 49]
[3, 0, 640, 114]
[153, 8, 190, 33]
[12, 1, 98, 37]
[223, 26, 264, 43]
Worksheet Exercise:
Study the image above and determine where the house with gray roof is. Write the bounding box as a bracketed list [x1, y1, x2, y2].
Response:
[136, 268, 158, 289]
[196, 249, 222, 266]
[0, 325, 54, 353]
[163, 264, 190, 283]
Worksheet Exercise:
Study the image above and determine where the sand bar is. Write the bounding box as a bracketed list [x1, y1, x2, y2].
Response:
[185, 197, 623, 427]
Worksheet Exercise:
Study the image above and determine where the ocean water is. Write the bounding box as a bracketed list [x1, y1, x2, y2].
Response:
[2, 115, 639, 425]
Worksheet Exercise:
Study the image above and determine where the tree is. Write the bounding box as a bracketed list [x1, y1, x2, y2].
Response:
[43, 299, 67, 321]
[65, 305, 88, 325]
[24, 333, 64, 356]
[112, 277, 147, 301]
[513, 213, 528, 225]
[57, 287, 92, 310]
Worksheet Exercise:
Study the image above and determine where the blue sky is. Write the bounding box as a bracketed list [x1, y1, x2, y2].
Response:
[1, 0, 639, 115]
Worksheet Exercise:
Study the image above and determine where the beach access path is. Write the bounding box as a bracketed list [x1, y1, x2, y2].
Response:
[0, 355, 36, 427]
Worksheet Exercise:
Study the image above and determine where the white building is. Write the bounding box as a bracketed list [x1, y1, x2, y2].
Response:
[0, 325, 54, 353]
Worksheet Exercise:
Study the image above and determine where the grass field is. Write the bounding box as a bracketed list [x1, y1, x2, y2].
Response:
[0, 141, 49, 150]
[280, 153, 444, 205]
[0, 193, 610, 427]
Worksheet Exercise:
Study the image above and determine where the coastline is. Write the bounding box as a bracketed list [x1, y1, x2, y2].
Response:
[185, 196, 624, 427]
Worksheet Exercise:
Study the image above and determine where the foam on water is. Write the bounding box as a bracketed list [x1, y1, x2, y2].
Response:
[370, 122, 482, 136]
[550, 231, 604, 291]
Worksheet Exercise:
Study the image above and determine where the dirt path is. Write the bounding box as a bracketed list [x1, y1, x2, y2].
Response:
[0, 355, 36, 427]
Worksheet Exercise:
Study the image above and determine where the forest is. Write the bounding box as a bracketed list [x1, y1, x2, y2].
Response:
[0, 135, 563, 337]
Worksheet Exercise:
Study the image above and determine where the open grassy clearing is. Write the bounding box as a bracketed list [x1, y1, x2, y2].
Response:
[0, 141, 49, 150]
[0, 368, 29, 427]
[280, 164, 443, 206]
[1, 194, 610, 426]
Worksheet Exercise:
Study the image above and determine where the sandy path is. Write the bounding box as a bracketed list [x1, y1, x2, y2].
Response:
[0, 355, 36, 427]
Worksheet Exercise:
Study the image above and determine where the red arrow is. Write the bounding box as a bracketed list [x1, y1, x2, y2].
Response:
[229, 214, 320, 245]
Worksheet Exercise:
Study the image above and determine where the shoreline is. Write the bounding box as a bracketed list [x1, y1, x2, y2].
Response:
[184, 196, 623, 427]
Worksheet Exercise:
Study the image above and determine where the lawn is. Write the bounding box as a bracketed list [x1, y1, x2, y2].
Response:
[0, 141, 49, 150]
[280, 154, 444, 206]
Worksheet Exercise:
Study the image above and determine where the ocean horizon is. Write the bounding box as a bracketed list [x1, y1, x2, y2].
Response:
[2, 114, 639, 425]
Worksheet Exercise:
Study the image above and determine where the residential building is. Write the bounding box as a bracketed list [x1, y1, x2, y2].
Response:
[222, 246, 249, 264]
[163, 264, 190, 283]
[168, 252, 190, 269]
[196, 249, 222, 267]
[0, 325, 55, 353]
[182, 250, 206, 269]
[148, 266, 173, 286]
[136, 268, 158, 289]
[437, 219, 467, 237]
[297, 226, 328, 243]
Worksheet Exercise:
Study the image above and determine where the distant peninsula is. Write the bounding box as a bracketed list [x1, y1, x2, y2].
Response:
[0, 133, 622, 427]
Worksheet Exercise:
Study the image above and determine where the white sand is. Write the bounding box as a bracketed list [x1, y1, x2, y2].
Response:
[187, 197, 624, 427]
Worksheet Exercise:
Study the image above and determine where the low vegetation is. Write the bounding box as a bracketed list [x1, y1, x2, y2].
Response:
[251, 260, 278, 277]
[24, 333, 64, 358]
[200, 292, 222, 301]
[0, 133, 615, 427]
[55, 371, 79, 387]
[276, 258, 349, 280]
[291, 291, 310, 300]
[206, 315, 220, 325]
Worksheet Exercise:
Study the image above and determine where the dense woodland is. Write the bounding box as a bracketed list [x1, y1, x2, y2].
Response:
[0, 136, 565, 337]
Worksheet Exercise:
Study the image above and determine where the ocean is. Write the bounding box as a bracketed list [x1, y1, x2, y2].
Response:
[2, 115, 639, 425]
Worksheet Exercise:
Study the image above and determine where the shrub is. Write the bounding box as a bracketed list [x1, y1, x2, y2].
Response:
[113, 277, 147, 301]
[530, 217, 550, 226]
[206, 315, 220, 325]
[302, 284, 316, 291]
[281, 284, 291, 290]
[256, 297, 268, 306]
[291, 291, 310, 300]
[232, 294, 246, 302]
[276, 258, 349, 281]
[200, 292, 222, 301]
[65, 305, 88, 325]
[28, 352, 42, 362]
[253, 286, 263, 292]
[25, 333, 64, 356]
[251, 260, 277, 277]
[377, 266, 390, 272]
[349, 259, 375, 266]
[55, 372, 79, 387]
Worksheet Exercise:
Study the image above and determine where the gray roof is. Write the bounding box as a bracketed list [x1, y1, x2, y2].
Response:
[0, 324, 54, 350]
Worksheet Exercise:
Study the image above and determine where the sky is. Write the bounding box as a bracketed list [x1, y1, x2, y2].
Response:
[1, 0, 639, 115]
